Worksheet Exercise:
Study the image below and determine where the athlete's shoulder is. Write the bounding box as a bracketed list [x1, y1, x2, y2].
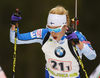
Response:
[41, 28, 49, 39]
[29, 28, 48, 39]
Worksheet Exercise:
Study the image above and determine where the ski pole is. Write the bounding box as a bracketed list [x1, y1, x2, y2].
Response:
[73, 46, 89, 78]
[13, 8, 19, 78]
[70, 0, 78, 30]
[74, 0, 89, 78]
[75, 0, 77, 31]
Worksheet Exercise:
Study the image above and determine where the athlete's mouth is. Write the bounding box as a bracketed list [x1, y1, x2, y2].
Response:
[53, 36, 57, 39]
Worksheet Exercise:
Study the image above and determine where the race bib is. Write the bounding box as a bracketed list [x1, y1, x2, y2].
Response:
[48, 58, 72, 72]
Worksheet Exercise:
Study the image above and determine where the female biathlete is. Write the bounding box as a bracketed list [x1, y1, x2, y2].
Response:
[10, 6, 96, 78]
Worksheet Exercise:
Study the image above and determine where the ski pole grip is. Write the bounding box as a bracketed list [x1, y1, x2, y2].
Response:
[65, 31, 76, 45]
[15, 9, 19, 27]
[65, 31, 72, 35]
[16, 9, 19, 14]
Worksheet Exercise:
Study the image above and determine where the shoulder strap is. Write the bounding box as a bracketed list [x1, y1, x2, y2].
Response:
[68, 41, 79, 63]
[68, 40, 81, 72]
[42, 32, 50, 45]
[67, 28, 81, 71]
[66, 27, 79, 62]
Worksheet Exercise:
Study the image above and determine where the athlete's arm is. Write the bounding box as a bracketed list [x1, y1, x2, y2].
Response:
[76, 40, 84, 50]
[75, 31, 97, 60]
[10, 26, 48, 45]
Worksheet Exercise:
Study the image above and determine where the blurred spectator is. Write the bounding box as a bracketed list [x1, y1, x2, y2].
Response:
[89, 64, 100, 78]
[0, 66, 7, 78]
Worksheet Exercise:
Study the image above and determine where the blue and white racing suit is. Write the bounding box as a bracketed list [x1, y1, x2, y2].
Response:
[10, 28, 96, 78]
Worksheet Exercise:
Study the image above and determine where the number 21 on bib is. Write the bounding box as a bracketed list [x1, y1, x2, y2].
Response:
[49, 58, 72, 72]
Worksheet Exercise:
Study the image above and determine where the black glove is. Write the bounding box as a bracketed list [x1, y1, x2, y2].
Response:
[11, 11, 21, 25]
[65, 31, 79, 45]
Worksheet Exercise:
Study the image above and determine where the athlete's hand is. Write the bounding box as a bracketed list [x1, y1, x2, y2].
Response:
[11, 10, 21, 25]
[66, 31, 79, 45]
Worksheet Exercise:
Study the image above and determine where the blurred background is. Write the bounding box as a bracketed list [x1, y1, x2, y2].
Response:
[0, 0, 100, 78]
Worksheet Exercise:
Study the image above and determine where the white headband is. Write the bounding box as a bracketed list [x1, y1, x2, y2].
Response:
[47, 13, 67, 26]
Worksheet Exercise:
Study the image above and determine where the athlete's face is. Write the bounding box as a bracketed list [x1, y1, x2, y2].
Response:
[47, 25, 67, 41]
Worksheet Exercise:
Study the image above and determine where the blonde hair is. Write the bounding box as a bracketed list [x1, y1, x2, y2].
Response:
[49, 5, 70, 27]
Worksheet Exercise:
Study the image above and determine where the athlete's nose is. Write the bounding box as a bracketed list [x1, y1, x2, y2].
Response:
[51, 31, 55, 35]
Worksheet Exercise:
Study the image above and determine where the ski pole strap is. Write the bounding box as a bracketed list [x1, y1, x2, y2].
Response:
[73, 46, 89, 78]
